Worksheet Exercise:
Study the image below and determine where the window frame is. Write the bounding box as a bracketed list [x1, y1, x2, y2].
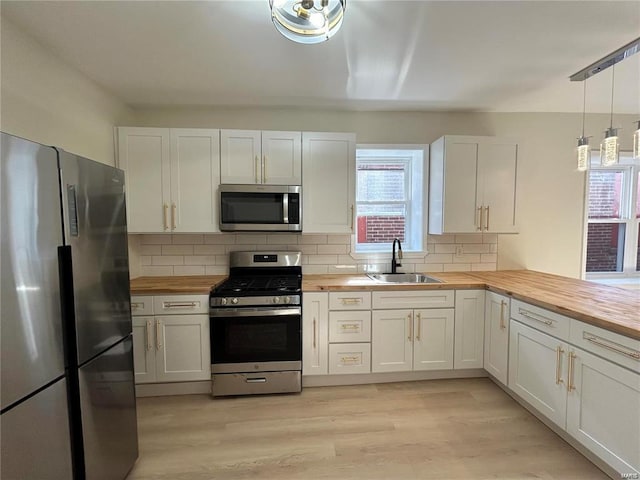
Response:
[351, 144, 429, 258]
[582, 152, 640, 280]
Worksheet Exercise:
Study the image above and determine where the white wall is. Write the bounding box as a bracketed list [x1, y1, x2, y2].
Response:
[0, 16, 134, 165]
[131, 107, 637, 279]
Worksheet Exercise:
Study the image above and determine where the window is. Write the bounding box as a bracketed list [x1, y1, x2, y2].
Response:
[584, 154, 640, 277]
[354, 147, 425, 253]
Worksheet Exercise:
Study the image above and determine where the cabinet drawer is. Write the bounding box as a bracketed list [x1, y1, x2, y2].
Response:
[153, 295, 209, 315]
[329, 292, 371, 310]
[329, 311, 371, 343]
[372, 290, 454, 309]
[131, 296, 153, 316]
[511, 299, 570, 341]
[570, 320, 640, 372]
[329, 343, 371, 375]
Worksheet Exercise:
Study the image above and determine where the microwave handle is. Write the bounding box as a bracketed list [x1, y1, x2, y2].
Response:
[283, 193, 289, 224]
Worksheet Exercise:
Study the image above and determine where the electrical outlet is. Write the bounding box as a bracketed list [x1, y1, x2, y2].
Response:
[455, 245, 464, 257]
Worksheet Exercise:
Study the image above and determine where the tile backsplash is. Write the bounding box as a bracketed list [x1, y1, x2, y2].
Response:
[130, 233, 498, 277]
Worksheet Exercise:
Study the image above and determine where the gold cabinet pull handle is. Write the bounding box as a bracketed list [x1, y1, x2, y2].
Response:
[485, 205, 490, 231]
[156, 319, 162, 350]
[171, 203, 177, 230]
[312, 318, 316, 348]
[555, 346, 564, 385]
[340, 323, 360, 331]
[416, 312, 421, 341]
[163, 301, 198, 309]
[340, 297, 362, 305]
[263, 155, 267, 183]
[255, 155, 260, 183]
[408, 313, 413, 341]
[146, 319, 153, 352]
[163, 203, 169, 231]
[477, 206, 483, 231]
[341, 355, 360, 365]
[518, 308, 553, 326]
[499, 300, 506, 330]
[567, 351, 577, 392]
[583, 333, 640, 360]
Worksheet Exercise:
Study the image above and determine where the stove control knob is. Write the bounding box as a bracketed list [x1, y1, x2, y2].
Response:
[231, 298, 238, 305]
[221, 298, 227, 306]
[284, 296, 291, 304]
[273, 297, 280, 304]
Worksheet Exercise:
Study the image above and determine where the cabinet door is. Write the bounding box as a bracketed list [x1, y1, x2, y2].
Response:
[454, 290, 485, 369]
[509, 320, 568, 428]
[302, 293, 329, 375]
[302, 132, 355, 233]
[170, 129, 220, 233]
[132, 317, 156, 384]
[372, 309, 413, 373]
[413, 309, 454, 371]
[484, 291, 510, 385]
[117, 127, 170, 233]
[566, 347, 640, 475]
[261, 131, 302, 185]
[220, 130, 262, 184]
[479, 141, 518, 233]
[154, 315, 211, 382]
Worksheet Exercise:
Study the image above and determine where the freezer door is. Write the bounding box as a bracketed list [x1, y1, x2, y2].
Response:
[0, 133, 66, 410]
[79, 335, 138, 480]
[59, 152, 132, 366]
[0, 377, 73, 480]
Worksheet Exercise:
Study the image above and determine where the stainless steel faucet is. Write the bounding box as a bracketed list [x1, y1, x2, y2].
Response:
[391, 238, 403, 274]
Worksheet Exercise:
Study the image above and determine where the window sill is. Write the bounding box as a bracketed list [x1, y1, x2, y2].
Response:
[585, 274, 640, 290]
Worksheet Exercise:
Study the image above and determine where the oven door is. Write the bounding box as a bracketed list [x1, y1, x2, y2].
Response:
[210, 306, 302, 373]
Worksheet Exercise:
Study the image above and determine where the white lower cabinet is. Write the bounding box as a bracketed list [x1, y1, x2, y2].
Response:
[371, 308, 454, 372]
[509, 315, 640, 476]
[484, 291, 510, 385]
[509, 320, 568, 428]
[453, 290, 485, 369]
[329, 343, 371, 375]
[131, 295, 211, 384]
[302, 292, 329, 375]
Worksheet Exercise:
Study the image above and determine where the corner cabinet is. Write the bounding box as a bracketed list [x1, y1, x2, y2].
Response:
[302, 132, 356, 233]
[220, 129, 301, 185]
[131, 295, 211, 384]
[429, 135, 519, 234]
[117, 127, 221, 233]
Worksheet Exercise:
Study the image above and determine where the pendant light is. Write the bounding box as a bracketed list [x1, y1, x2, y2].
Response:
[576, 79, 590, 171]
[269, 0, 346, 44]
[600, 64, 619, 166]
[633, 120, 640, 159]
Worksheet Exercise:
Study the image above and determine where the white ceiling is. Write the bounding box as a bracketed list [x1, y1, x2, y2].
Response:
[2, 0, 639, 113]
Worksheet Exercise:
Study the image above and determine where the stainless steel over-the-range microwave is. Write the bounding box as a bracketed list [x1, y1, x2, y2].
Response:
[219, 184, 301, 232]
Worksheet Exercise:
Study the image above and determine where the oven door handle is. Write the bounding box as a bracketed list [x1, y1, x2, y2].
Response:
[210, 307, 301, 317]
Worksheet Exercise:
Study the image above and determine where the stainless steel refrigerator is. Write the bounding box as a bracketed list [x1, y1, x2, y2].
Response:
[1, 132, 138, 480]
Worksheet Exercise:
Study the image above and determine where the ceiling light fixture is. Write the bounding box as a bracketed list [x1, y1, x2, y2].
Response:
[269, 0, 346, 44]
[576, 79, 590, 171]
[600, 64, 619, 166]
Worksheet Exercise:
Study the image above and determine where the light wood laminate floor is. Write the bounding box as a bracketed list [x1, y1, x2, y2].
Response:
[128, 378, 608, 480]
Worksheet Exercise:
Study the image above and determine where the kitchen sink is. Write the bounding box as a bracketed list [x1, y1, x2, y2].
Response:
[367, 273, 443, 284]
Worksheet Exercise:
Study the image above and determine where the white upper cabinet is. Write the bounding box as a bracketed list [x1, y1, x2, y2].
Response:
[117, 127, 220, 233]
[429, 135, 519, 234]
[302, 132, 356, 233]
[220, 129, 301, 185]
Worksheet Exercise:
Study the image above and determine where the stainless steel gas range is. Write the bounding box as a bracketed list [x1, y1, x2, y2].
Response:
[209, 251, 302, 397]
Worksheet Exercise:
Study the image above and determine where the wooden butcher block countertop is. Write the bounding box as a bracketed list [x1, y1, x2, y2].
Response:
[130, 275, 227, 295]
[130, 270, 639, 340]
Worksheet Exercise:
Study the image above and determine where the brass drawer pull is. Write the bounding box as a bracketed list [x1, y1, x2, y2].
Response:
[555, 346, 564, 385]
[583, 333, 640, 360]
[567, 351, 577, 392]
[163, 301, 198, 309]
[519, 308, 553, 326]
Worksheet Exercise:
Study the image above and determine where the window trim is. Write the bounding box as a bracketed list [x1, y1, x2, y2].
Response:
[582, 152, 640, 279]
[351, 144, 429, 260]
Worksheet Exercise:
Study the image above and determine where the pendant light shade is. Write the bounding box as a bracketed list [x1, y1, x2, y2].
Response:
[269, 0, 346, 44]
[600, 65, 619, 166]
[576, 79, 590, 171]
[633, 120, 640, 159]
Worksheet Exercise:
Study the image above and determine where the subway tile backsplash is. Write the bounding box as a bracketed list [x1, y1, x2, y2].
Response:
[130, 233, 498, 277]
